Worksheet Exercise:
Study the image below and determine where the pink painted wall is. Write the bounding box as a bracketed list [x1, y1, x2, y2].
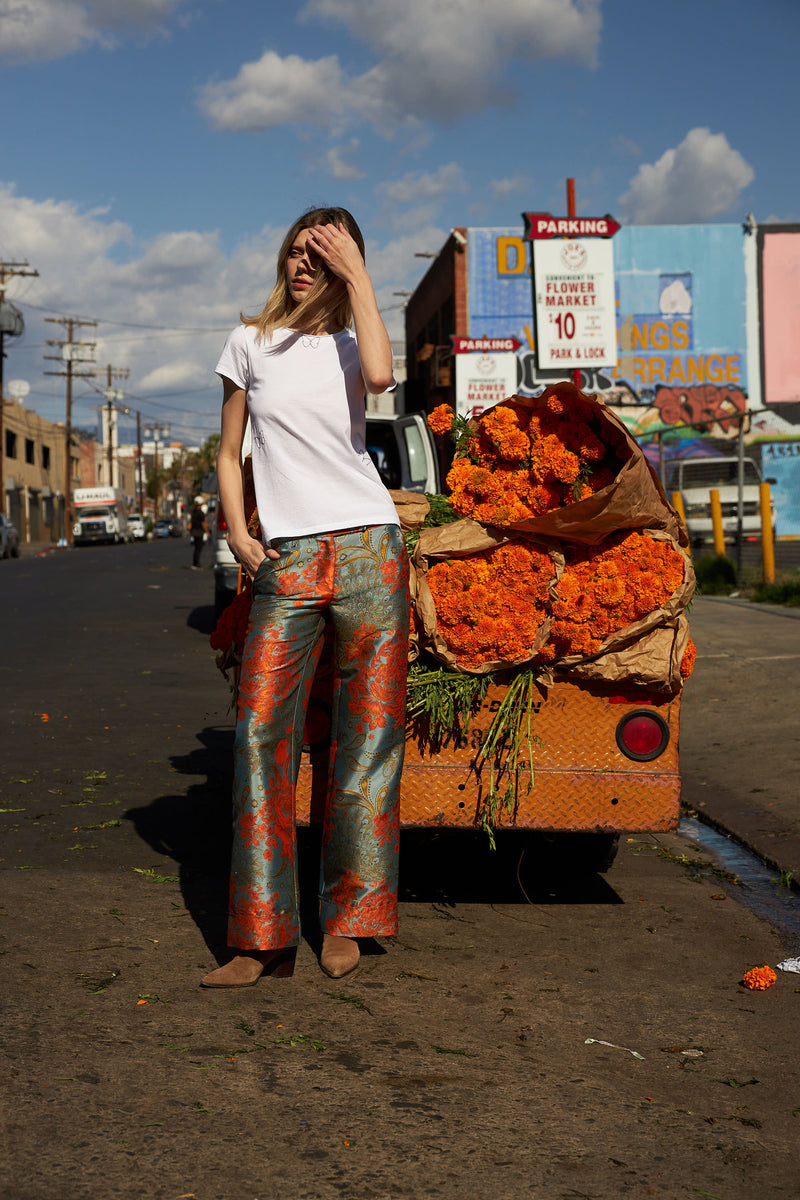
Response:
[762, 231, 800, 404]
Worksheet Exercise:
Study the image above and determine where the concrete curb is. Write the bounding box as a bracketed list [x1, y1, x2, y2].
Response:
[694, 594, 800, 620]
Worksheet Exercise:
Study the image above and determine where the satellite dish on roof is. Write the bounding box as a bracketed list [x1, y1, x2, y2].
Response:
[7, 379, 30, 404]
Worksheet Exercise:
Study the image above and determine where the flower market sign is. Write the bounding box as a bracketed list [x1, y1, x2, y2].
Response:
[532, 237, 618, 371]
[454, 349, 519, 420]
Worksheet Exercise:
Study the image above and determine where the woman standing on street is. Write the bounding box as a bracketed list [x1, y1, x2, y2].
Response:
[201, 206, 409, 987]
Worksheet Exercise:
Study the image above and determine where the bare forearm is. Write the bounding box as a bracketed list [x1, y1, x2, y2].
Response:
[218, 378, 269, 575]
[216, 448, 247, 540]
[348, 271, 394, 394]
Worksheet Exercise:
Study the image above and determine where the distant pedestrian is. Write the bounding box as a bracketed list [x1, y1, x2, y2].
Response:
[189, 498, 207, 568]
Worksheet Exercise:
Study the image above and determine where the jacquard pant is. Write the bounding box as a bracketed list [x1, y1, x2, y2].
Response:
[229, 524, 410, 950]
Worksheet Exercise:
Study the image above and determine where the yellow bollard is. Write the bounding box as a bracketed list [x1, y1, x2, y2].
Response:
[670, 491, 688, 544]
[709, 489, 726, 556]
[760, 482, 775, 584]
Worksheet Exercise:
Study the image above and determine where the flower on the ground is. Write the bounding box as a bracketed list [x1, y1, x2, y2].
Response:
[741, 965, 777, 990]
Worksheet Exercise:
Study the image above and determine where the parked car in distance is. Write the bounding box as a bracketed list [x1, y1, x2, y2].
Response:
[127, 513, 146, 540]
[0, 512, 20, 558]
[212, 497, 242, 617]
[154, 519, 171, 539]
[169, 517, 183, 537]
[670, 456, 775, 544]
[365, 411, 440, 494]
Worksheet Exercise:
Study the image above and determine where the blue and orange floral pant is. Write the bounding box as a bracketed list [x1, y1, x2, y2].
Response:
[229, 523, 410, 950]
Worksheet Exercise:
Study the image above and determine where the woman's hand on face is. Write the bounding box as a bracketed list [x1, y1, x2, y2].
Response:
[228, 535, 278, 578]
[305, 223, 366, 287]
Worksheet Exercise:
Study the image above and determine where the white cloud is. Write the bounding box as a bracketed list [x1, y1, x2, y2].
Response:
[0, 183, 289, 437]
[201, 0, 600, 134]
[0, 0, 185, 63]
[378, 163, 467, 206]
[324, 141, 365, 181]
[618, 127, 755, 224]
[200, 51, 355, 132]
[489, 176, 531, 198]
[0, 182, 436, 431]
[303, 0, 600, 118]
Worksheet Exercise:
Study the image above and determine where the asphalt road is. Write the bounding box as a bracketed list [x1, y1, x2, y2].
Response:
[1, 539, 799, 1200]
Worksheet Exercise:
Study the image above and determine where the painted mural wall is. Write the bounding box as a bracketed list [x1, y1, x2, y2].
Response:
[760, 227, 800, 407]
[467, 223, 753, 438]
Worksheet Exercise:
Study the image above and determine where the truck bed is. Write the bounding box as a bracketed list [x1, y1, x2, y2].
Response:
[294, 677, 680, 834]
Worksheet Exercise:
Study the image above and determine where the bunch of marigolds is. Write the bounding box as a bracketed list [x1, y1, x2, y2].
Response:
[430, 391, 629, 526]
[424, 392, 696, 680]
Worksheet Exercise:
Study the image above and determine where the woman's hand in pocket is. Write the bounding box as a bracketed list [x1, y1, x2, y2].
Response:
[228, 534, 276, 579]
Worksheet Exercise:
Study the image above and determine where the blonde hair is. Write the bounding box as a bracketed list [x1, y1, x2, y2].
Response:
[242, 206, 366, 341]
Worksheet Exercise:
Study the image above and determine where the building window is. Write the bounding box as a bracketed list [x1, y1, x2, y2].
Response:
[42, 445, 51, 470]
[5, 430, 16, 459]
[25, 438, 35, 465]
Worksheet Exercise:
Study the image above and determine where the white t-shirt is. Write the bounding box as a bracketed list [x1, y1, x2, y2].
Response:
[215, 324, 399, 545]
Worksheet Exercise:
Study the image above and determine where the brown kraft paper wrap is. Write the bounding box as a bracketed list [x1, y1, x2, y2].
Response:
[561, 610, 691, 696]
[389, 489, 430, 532]
[472, 384, 687, 548]
[550, 530, 695, 694]
[412, 519, 561, 675]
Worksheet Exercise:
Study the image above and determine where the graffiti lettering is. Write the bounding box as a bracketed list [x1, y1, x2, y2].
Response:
[628, 321, 690, 350]
[653, 384, 747, 435]
[616, 354, 740, 387]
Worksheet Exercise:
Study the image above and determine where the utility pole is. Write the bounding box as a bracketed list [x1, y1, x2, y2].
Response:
[136, 410, 145, 517]
[0, 260, 39, 513]
[98, 363, 130, 489]
[44, 317, 97, 543]
[145, 421, 170, 520]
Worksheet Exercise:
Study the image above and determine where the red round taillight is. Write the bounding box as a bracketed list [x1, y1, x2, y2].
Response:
[615, 710, 669, 762]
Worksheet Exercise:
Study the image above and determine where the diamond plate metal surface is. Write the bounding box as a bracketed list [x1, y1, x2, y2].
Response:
[296, 680, 681, 833]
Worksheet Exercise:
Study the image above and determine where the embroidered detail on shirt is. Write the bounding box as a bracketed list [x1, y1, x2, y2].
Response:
[301, 335, 321, 349]
[253, 426, 266, 451]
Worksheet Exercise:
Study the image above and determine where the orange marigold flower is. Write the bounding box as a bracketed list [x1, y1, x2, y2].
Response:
[680, 639, 697, 679]
[741, 965, 777, 990]
[427, 541, 554, 669]
[427, 404, 454, 436]
[210, 585, 253, 656]
[544, 531, 686, 660]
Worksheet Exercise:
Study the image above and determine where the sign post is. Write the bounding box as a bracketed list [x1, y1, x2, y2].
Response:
[523, 180, 620, 387]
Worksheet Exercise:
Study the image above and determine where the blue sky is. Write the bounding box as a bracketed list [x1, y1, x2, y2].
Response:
[0, 0, 797, 444]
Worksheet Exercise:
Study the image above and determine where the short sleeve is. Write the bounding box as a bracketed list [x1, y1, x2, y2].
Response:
[215, 325, 250, 391]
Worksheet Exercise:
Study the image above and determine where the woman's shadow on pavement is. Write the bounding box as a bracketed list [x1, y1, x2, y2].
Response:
[124, 723, 621, 969]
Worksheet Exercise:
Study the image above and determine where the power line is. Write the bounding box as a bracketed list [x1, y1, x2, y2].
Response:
[19, 299, 231, 333]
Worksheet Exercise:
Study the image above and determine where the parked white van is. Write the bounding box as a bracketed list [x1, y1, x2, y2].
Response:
[670, 456, 775, 544]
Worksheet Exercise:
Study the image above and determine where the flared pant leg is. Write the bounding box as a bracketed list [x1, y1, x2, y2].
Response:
[228, 544, 326, 950]
[319, 525, 410, 937]
[227, 525, 409, 950]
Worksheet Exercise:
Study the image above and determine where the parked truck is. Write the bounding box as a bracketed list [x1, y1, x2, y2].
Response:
[73, 487, 131, 546]
[290, 415, 684, 877]
[216, 402, 686, 876]
[670, 455, 775, 545]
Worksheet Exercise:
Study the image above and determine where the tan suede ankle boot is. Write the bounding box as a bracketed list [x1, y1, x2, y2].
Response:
[320, 934, 360, 979]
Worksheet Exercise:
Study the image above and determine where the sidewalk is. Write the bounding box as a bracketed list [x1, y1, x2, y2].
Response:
[681, 595, 800, 884]
[17, 540, 63, 557]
